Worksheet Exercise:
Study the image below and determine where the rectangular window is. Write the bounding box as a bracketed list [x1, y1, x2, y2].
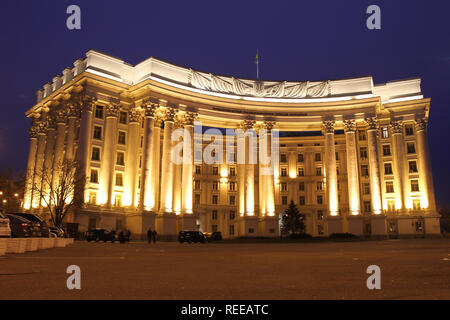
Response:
[229, 195, 235, 205]
[409, 161, 418, 173]
[387, 200, 395, 212]
[315, 153, 321, 162]
[386, 181, 394, 193]
[194, 180, 201, 190]
[360, 147, 367, 159]
[95, 106, 104, 119]
[364, 201, 371, 213]
[212, 195, 218, 205]
[297, 167, 304, 177]
[280, 154, 287, 163]
[119, 111, 127, 124]
[212, 210, 218, 220]
[316, 167, 322, 176]
[90, 170, 99, 184]
[212, 181, 219, 191]
[115, 173, 123, 186]
[229, 225, 235, 235]
[358, 130, 366, 141]
[89, 192, 97, 205]
[405, 124, 414, 136]
[317, 195, 323, 205]
[229, 182, 236, 192]
[411, 180, 420, 192]
[299, 196, 305, 206]
[384, 163, 393, 175]
[140, 136, 143, 148]
[281, 183, 287, 192]
[118, 131, 126, 145]
[282, 196, 288, 205]
[116, 152, 125, 166]
[335, 152, 339, 161]
[229, 167, 236, 177]
[407, 143, 416, 154]
[413, 199, 421, 210]
[361, 165, 369, 177]
[317, 210, 323, 220]
[91, 147, 100, 161]
[229, 211, 235, 220]
[195, 194, 200, 204]
[363, 183, 370, 195]
[382, 127, 389, 139]
[212, 166, 219, 176]
[195, 165, 201, 174]
[93, 126, 102, 140]
[299, 181, 305, 191]
[316, 181, 323, 191]
[383, 145, 391, 157]
[297, 153, 304, 162]
[281, 167, 287, 177]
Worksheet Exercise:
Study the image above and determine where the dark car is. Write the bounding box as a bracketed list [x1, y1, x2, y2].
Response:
[6, 214, 36, 238]
[85, 228, 116, 243]
[204, 231, 223, 242]
[13, 213, 49, 237]
[178, 231, 206, 244]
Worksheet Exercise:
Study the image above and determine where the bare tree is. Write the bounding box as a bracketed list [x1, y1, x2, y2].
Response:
[30, 159, 85, 227]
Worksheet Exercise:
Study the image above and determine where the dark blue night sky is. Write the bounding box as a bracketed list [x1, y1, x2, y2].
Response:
[0, 0, 449, 205]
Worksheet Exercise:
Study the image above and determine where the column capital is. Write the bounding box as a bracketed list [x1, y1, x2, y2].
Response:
[55, 109, 68, 124]
[154, 114, 163, 127]
[322, 120, 335, 134]
[142, 99, 159, 118]
[128, 106, 142, 123]
[390, 120, 403, 134]
[163, 107, 178, 122]
[47, 114, 57, 130]
[365, 117, 379, 130]
[29, 121, 39, 139]
[106, 104, 120, 118]
[183, 112, 198, 126]
[239, 119, 256, 130]
[343, 119, 356, 133]
[415, 118, 428, 132]
[37, 121, 48, 135]
[67, 102, 82, 118]
[263, 121, 276, 132]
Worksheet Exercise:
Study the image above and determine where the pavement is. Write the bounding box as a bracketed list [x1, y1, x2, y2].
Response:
[0, 238, 448, 300]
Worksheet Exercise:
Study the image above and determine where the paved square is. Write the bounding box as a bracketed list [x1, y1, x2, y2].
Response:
[0, 239, 448, 299]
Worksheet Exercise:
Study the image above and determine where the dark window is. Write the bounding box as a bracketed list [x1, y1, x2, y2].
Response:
[411, 180, 420, 192]
[229, 195, 235, 205]
[282, 196, 288, 205]
[298, 154, 304, 162]
[92, 147, 100, 161]
[90, 170, 98, 184]
[119, 111, 127, 124]
[116, 152, 125, 166]
[118, 131, 126, 145]
[383, 145, 391, 156]
[317, 195, 323, 205]
[93, 126, 102, 140]
[315, 153, 321, 162]
[299, 182, 305, 191]
[409, 161, 418, 173]
[316, 167, 322, 176]
[229, 211, 235, 220]
[298, 167, 304, 177]
[384, 163, 393, 175]
[299, 196, 305, 206]
[360, 147, 367, 159]
[405, 124, 414, 136]
[212, 210, 218, 220]
[407, 143, 416, 154]
[95, 106, 104, 119]
[361, 165, 369, 177]
[386, 181, 394, 193]
[115, 173, 123, 186]
[212, 167, 219, 176]
[280, 154, 287, 163]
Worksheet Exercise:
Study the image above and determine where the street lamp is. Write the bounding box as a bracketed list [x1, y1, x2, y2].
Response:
[14, 193, 19, 198]
[0, 191, 3, 196]
[2, 200, 6, 204]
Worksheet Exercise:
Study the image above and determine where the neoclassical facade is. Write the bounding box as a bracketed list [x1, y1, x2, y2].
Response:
[23, 50, 441, 239]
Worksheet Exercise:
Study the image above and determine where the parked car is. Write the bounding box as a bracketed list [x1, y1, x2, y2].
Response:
[0, 210, 11, 238]
[204, 231, 223, 242]
[85, 229, 116, 243]
[118, 230, 131, 243]
[12, 213, 50, 237]
[178, 231, 206, 244]
[49, 226, 65, 238]
[6, 214, 36, 238]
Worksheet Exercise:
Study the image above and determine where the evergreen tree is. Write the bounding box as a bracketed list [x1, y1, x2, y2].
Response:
[281, 200, 306, 235]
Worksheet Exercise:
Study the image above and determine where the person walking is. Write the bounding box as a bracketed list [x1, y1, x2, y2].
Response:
[152, 230, 157, 244]
[147, 228, 152, 244]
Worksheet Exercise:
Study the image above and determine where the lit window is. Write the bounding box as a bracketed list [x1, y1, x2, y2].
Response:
[382, 127, 389, 139]
[194, 180, 201, 190]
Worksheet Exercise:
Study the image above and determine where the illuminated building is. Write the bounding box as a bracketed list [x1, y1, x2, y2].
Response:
[23, 50, 440, 239]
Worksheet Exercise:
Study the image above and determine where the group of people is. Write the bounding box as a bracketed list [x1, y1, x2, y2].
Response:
[147, 228, 157, 244]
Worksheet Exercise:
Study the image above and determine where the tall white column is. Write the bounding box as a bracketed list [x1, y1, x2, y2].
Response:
[244, 120, 256, 216]
[181, 112, 197, 214]
[31, 120, 47, 208]
[41, 115, 57, 207]
[140, 101, 158, 210]
[159, 107, 177, 213]
[323, 120, 339, 216]
[365, 117, 383, 214]
[344, 120, 361, 215]
[152, 117, 162, 212]
[390, 120, 407, 212]
[51, 109, 68, 195]
[124, 106, 141, 207]
[75, 97, 95, 205]
[65, 104, 80, 161]
[23, 119, 39, 210]
[263, 121, 276, 216]
[237, 129, 246, 216]
[101, 104, 119, 207]
[415, 118, 436, 213]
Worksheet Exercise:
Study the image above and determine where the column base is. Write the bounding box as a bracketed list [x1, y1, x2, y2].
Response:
[177, 214, 197, 233]
[126, 211, 156, 240]
[326, 216, 343, 236]
[347, 215, 364, 236]
[236, 215, 259, 237]
[371, 214, 388, 239]
[155, 213, 178, 241]
[258, 215, 279, 237]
